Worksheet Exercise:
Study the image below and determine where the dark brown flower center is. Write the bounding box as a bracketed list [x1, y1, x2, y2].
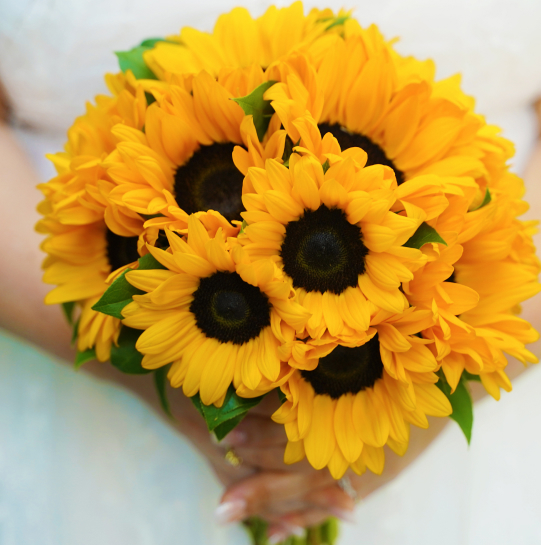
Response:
[301, 335, 384, 398]
[319, 123, 405, 185]
[174, 143, 245, 223]
[281, 205, 368, 294]
[190, 271, 271, 344]
[106, 229, 139, 272]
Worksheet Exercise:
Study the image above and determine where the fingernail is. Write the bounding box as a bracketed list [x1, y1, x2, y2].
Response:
[223, 429, 247, 446]
[328, 506, 356, 524]
[214, 499, 247, 525]
[283, 524, 305, 538]
[268, 532, 288, 545]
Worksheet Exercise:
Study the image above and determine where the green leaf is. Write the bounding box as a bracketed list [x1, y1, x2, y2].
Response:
[232, 81, 277, 142]
[282, 136, 300, 168]
[71, 317, 80, 345]
[61, 302, 76, 325]
[277, 389, 287, 405]
[145, 92, 156, 106]
[75, 348, 96, 369]
[473, 188, 491, 210]
[324, 14, 350, 30]
[91, 270, 144, 319]
[436, 372, 474, 444]
[403, 222, 447, 249]
[154, 365, 173, 418]
[191, 391, 205, 418]
[92, 253, 167, 319]
[213, 414, 246, 442]
[137, 252, 167, 270]
[239, 219, 248, 235]
[191, 386, 265, 438]
[116, 47, 157, 80]
[322, 160, 330, 174]
[110, 326, 152, 374]
[140, 38, 166, 48]
[463, 370, 482, 382]
[116, 38, 179, 80]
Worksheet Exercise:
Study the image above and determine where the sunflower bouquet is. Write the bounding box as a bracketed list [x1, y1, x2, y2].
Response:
[36, 3, 540, 544]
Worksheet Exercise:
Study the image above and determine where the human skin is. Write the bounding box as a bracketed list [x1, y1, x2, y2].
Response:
[0, 104, 539, 540]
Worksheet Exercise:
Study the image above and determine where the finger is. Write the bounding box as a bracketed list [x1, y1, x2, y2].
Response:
[234, 445, 315, 472]
[267, 522, 306, 545]
[223, 414, 287, 448]
[218, 470, 335, 522]
[278, 508, 332, 531]
[303, 483, 356, 522]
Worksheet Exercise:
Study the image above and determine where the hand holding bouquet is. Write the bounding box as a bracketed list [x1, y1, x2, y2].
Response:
[37, 3, 540, 543]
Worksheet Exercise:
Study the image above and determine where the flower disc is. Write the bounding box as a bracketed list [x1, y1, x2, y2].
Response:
[318, 123, 405, 185]
[300, 334, 383, 399]
[281, 205, 368, 294]
[106, 230, 140, 272]
[175, 143, 245, 223]
[190, 271, 271, 345]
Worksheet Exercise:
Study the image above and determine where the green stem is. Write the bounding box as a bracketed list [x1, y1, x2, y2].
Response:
[243, 517, 339, 545]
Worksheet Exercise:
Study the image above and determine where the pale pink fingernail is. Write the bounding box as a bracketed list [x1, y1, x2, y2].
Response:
[223, 429, 247, 446]
[329, 506, 356, 524]
[214, 499, 247, 525]
[268, 531, 289, 545]
[284, 524, 305, 538]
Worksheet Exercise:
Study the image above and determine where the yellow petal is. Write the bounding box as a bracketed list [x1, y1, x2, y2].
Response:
[263, 190, 304, 224]
[284, 440, 306, 464]
[199, 343, 236, 405]
[182, 338, 218, 397]
[360, 223, 396, 253]
[304, 395, 336, 470]
[327, 446, 349, 479]
[414, 383, 452, 417]
[334, 394, 363, 463]
[360, 444, 385, 475]
[352, 388, 389, 447]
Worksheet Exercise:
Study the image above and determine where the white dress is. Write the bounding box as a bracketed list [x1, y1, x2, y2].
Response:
[1, 1, 541, 543]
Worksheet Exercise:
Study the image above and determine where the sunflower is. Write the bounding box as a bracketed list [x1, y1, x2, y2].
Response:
[272, 307, 452, 479]
[36, 73, 148, 360]
[121, 216, 311, 405]
[142, 3, 349, 81]
[239, 125, 449, 340]
[405, 187, 540, 397]
[266, 22, 515, 207]
[104, 69, 288, 238]
[453, 197, 540, 397]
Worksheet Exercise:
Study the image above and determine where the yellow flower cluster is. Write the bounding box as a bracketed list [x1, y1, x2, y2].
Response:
[37, 3, 539, 478]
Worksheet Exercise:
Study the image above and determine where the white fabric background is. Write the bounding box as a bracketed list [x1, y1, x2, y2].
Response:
[0, 0, 541, 543]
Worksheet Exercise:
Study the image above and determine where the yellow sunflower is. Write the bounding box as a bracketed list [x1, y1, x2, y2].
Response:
[272, 307, 451, 479]
[104, 69, 287, 238]
[405, 188, 540, 398]
[239, 124, 449, 340]
[143, 3, 349, 81]
[266, 22, 515, 208]
[121, 217, 311, 406]
[36, 73, 148, 360]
